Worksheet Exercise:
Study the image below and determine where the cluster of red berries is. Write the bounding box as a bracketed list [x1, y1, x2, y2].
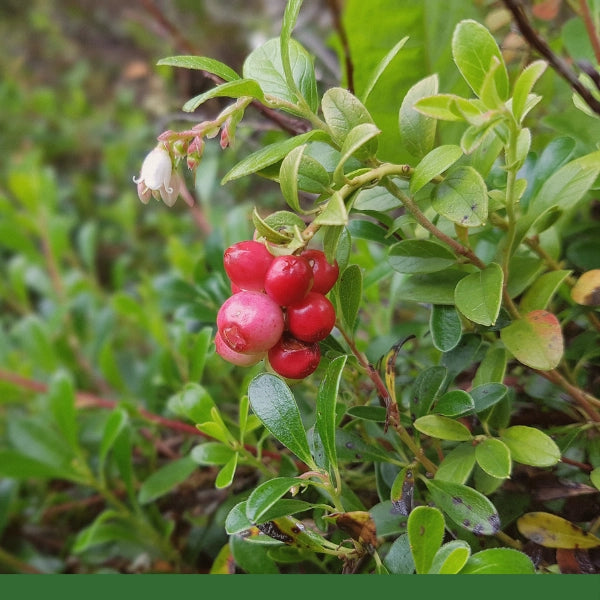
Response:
[215, 240, 339, 379]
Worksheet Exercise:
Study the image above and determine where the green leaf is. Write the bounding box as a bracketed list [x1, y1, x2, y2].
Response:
[460, 548, 535, 574]
[47, 370, 78, 450]
[336, 429, 393, 463]
[138, 456, 197, 504]
[591, 467, 600, 491]
[321, 87, 376, 153]
[243, 38, 317, 113]
[296, 154, 331, 194]
[248, 373, 313, 466]
[73, 511, 143, 554]
[410, 144, 463, 194]
[454, 263, 503, 326]
[399, 74, 439, 160]
[190, 442, 236, 466]
[407, 506, 445, 574]
[517, 512, 600, 549]
[189, 327, 213, 382]
[226, 502, 253, 535]
[390, 467, 415, 516]
[246, 477, 303, 524]
[230, 535, 280, 574]
[411, 365, 447, 418]
[512, 60, 547, 123]
[388, 239, 456, 274]
[500, 425, 561, 467]
[316, 355, 347, 469]
[167, 383, 216, 425]
[435, 389, 474, 417]
[414, 414, 473, 441]
[432, 166, 488, 227]
[383, 534, 415, 574]
[435, 443, 476, 484]
[280, 144, 307, 213]
[395, 269, 468, 305]
[337, 264, 362, 330]
[424, 478, 501, 535]
[473, 346, 507, 386]
[428, 540, 471, 574]
[346, 405, 387, 422]
[222, 130, 328, 183]
[362, 36, 409, 104]
[452, 19, 508, 99]
[99, 408, 129, 475]
[182, 79, 265, 112]
[157, 55, 239, 81]
[520, 270, 571, 313]
[280, 0, 303, 94]
[215, 453, 239, 489]
[313, 191, 348, 227]
[475, 438, 511, 479]
[333, 123, 380, 181]
[414, 94, 483, 123]
[353, 186, 402, 212]
[500, 309, 564, 370]
[0, 449, 70, 480]
[470, 382, 508, 413]
[430, 304, 462, 352]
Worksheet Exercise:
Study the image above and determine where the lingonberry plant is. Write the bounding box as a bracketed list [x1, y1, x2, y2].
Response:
[128, 0, 600, 574]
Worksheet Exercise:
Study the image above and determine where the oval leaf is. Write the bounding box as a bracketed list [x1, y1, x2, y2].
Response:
[500, 425, 561, 467]
[521, 269, 571, 313]
[475, 438, 511, 479]
[517, 512, 600, 549]
[470, 382, 508, 413]
[500, 310, 564, 370]
[388, 239, 456, 274]
[190, 442, 235, 466]
[215, 453, 238, 489]
[410, 144, 463, 194]
[414, 414, 473, 441]
[157, 55, 240, 81]
[454, 263, 503, 326]
[248, 373, 313, 466]
[138, 456, 197, 504]
[435, 389, 474, 417]
[407, 506, 445, 574]
[246, 477, 303, 524]
[424, 479, 501, 535]
[428, 540, 471, 574]
[460, 548, 535, 574]
[430, 304, 462, 352]
[435, 443, 477, 484]
[337, 264, 362, 330]
[571, 269, 600, 306]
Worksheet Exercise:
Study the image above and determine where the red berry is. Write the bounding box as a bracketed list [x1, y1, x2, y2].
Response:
[264, 255, 313, 306]
[286, 292, 336, 343]
[215, 332, 265, 366]
[268, 335, 321, 379]
[217, 291, 284, 354]
[223, 241, 274, 291]
[301, 249, 339, 295]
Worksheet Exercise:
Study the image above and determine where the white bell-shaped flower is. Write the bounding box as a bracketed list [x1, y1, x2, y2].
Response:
[134, 146, 177, 205]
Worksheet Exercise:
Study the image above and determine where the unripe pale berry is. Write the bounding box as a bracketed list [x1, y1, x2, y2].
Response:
[217, 291, 284, 354]
[215, 332, 265, 366]
[223, 241, 274, 291]
[268, 334, 321, 379]
[287, 292, 336, 343]
[264, 255, 313, 306]
[301, 249, 339, 295]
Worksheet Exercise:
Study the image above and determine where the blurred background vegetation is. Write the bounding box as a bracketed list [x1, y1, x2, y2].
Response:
[1, 0, 599, 574]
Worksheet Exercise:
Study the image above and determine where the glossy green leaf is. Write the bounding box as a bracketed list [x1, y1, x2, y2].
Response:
[410, 144, 463, 194]
[452, 19, 508, 99]
[475, 438, 511, 479]
[414, 414, 473, 441]
[500, 309, 564, 370]
[215, 452, 238, 489]
[316, 355, 347, 469]
[512, 60, 547, 122]
[190, 442, 236, 466]
[500, 425, 561, 467]
[473, 464, 505, 496]
[226, 502, 252, 535]
[430, 304, 462, 352]
[388, 239, 456, 274]
[346, 405, 387, 422]
[435, 389, 474, 417]
[410, 365, 447, 418]
[399, 74, 439, 160]
[362, 36, 409, 104]
[473, 345, 507, 386]
[454, 263, 503, 326]
[425, 478, 501, 535]
[470, 382, 508, 413]
[138, 456, 197, 504]
[280, 144, 307, 213]
[428, 540, 471, 574]
[517, 512, 600, 549]
[243, 38, 317, 113]
[182, 79, 265, 112]
[222, 130, 328, 183]
[248, 373, 313, 466]
[396, 270, 468, 305]
[167, 383, 216, 425]
[336, 429, 393, 463]
[520, 270, 571, 313]
[407, 506, 445, 574]
[435, 443, 476, 484]
[432, 165, 488, 227]
[280, 0, 303, 94]
[333, 123, 380, 181]
[337, 263, 362, 330]
[246, 477, 303, 524]
[460, 548, 535, 574]
[157, 55, 240, 81]
[230, 535, 279, 574]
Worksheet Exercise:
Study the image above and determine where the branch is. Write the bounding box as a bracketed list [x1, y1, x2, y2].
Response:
[326, 0, 354, 94]
[502, 0, 600, 116]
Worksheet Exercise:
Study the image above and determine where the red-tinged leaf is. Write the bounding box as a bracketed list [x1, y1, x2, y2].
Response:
[500, 310, 563, 370]
[571, 269, 600, 306]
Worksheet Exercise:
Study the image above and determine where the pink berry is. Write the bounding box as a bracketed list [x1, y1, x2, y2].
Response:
[301, 249, 339, 295]
[287, 292, 336, 343]
[217, 291, 284, 354]
[268, 335, 321, 379]
[264, 255, 313, 306]
[215, 332, 265, 367]
[223, 241, 274, 291]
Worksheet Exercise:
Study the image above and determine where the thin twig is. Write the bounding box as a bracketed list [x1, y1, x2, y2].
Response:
[502, 0, 600, 116]
[579, 0, 600, 65]
[326, 0, 354, 94]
